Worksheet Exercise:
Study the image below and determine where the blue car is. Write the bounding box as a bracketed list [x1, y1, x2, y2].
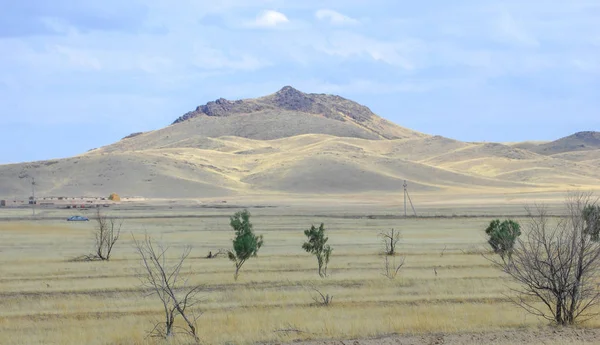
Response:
[67, 216, 89, 221]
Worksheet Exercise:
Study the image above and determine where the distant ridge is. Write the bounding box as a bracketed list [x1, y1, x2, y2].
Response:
[530, 131, 600, 155]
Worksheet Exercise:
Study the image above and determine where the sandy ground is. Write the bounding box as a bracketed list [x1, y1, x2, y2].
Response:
[273, 327, 600, 345]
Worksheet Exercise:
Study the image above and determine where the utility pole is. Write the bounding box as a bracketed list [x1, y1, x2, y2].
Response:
[403, 180, 417, 217]
[31, 177, 36, 217]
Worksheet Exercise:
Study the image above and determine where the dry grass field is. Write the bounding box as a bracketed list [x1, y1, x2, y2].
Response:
[2, 196, 600, 345]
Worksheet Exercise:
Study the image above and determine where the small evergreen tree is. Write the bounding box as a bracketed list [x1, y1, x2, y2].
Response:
[485, 219, 521, 260]
[227, 209, 263, 281]
[583, 205, 600, 241]
[302, 223, 333, 278]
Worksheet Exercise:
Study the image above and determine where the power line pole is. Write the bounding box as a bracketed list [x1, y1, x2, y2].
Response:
[403, 180, 417, 217]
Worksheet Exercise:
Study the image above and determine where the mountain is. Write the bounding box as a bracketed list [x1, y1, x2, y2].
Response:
[94, 86, 425, 154]
[1, 88, 599, 199]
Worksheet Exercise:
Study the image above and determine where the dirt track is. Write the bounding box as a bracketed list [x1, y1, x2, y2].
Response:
[274, 327, 600, 345]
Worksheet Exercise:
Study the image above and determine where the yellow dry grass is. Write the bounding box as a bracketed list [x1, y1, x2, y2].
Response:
[3, 133, 600, 200]
[0, 212, 598, 345]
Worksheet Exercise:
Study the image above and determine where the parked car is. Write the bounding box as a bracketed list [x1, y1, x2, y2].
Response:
[67, 216, 89, 221]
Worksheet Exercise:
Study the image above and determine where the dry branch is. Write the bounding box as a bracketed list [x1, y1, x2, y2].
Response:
[379, 228, 400, 256]
[80, 208, 122, 261]
[382, 254, 405, 280]
[132, 233, 203, 342]
[305, 284, 333, 306]
[487, 191, 600, 325]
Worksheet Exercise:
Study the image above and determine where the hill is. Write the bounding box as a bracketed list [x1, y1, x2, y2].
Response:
[1, 88, 599, 199]
[171, 86, 426, 139]
[94, 86, 426, 155]
[3, 134, 600, 199]
[527, 131, 600, 155]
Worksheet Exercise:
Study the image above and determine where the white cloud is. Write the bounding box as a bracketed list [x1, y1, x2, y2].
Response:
[314, 32, 420, 70]
[249, 10, 290, 28]
[315, 9, 359, 26]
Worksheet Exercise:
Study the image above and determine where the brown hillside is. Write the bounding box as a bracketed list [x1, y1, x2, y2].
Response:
[1, 86, 600, 199]
[529, 131, 600, 155]
[4, 134, 597, 198]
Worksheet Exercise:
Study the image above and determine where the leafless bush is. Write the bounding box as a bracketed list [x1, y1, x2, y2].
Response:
[489, 191, 600, 325]
[274, 323, 315, 336]
[382, 254, 405, 280]
[306, 284, 333, 306]
[132, 234, 202, 342]
[90, 208, 122, 261]
[379, 228, 400, 255]
[379, 228, 405, 279]
[206, 248, 228, 259]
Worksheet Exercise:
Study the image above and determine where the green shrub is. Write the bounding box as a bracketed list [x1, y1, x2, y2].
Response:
[583, 205, 600, 241]
[227, 209, 263, 281]
[485, 219, 521, 259]
[302, 223, 333, 278]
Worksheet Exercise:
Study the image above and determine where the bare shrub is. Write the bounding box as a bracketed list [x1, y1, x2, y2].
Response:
[379, 228, 400, 255]
[73, 208, 122, 262]
[379, 228, 405, 279]
[306, 284, 333, 306]
[489, 192, 600, 325]
[92, 208, 122, 261]
[382, 254, 405, 280]
[132, 234, 202, 342]
[206, 248, 228, 259]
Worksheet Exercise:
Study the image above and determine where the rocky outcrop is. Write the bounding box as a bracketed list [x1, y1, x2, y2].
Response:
[172, 86, 374, 125]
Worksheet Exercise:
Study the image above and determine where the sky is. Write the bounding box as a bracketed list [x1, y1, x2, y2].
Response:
[0, 0, 599, 164]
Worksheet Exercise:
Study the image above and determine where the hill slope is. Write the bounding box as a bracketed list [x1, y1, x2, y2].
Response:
[3, 134, 600, 198]
[95, 86, 426, 154]
[1, 88, 599, 199]
[528, 131, 600, 155]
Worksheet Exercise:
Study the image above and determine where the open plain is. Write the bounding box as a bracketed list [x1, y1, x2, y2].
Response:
[1, 89, 599, 344]
[2, 193, 600, 345]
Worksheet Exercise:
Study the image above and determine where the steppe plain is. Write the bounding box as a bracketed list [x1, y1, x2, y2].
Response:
[1, 87, 600, 344]
[1, 193, 600, 345]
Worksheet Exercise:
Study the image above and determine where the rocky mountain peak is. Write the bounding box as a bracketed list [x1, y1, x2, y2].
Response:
[573, 131, 600, 140]
[273, 86, 314, 112]
[171, 86, 380, 131]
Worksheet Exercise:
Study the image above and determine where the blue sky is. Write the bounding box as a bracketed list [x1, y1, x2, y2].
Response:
[0, 0, 599, 164]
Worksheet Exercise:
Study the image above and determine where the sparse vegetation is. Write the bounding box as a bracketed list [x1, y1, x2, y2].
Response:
[380, 228, 400, 256]
[381, 254, 405, 280]
[4, 197, 600, 345]
[484, 219, 521, 259]
[302, 223, 333, 278]
[490, 192, 600, 325]
[227, 209, 263, 281]
[76, 208, 122, 261]
[132, 234, 202, 341]
[307, 284, 333, 306]
[583, 204, 600, 241]
[379, 228, 405, 279]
